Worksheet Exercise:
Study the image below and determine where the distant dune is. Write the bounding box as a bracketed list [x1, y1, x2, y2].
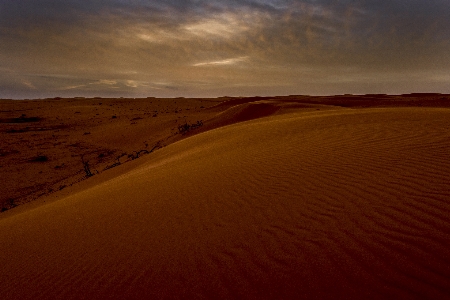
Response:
[1, 101, 449, 298]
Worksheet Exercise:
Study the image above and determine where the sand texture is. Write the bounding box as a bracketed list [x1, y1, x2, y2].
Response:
[1, 97, 450, 299]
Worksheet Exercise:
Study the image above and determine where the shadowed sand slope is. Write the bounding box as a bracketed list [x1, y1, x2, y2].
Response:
[1, 108, 450, 299]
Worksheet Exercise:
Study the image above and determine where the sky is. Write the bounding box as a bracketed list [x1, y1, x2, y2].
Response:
[1, 0, 449, 99]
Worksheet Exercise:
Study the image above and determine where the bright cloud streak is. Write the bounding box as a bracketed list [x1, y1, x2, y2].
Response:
[193, 57, 249, 67]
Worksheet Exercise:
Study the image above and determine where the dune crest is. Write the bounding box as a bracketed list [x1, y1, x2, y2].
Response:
[1, 107, 450, 299]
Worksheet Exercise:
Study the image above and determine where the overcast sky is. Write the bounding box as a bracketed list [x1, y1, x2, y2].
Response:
[1, 0, 449, 98]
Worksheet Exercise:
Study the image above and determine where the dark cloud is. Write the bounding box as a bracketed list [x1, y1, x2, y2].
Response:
[1, 0, 449, 98]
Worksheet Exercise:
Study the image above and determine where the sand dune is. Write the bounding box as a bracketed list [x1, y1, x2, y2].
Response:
[1, 107, 450, 299]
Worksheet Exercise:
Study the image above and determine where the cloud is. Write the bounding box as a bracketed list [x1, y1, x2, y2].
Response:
[1, 0, 450, 98]
[59, 84, 87, 91]
[21, 80, 36, 90]
[184, 12, 262, 38]
[193, 56, 249, 67]
[93, 80, 118, 86]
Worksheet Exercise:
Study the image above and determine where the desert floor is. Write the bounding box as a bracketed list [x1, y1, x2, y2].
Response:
[1, 94, 450, 299]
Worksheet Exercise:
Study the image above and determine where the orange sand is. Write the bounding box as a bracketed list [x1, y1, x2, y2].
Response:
[1, 95, 450, 299]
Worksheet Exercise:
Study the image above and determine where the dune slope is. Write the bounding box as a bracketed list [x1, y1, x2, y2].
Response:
[1, 107, 450, 299]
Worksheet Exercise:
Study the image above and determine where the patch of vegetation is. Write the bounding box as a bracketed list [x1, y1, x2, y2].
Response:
[0, 114, 42, 123]
[104, 141, 162, 170]
[30, 155, 49, 162]
[104, 152, 127, 170]
[81, 155, 93, 177]
[128, 150, 149, 160]
[178, 120, 203, 135]
[0, 149, 20, 157]
[1, 198, 17, 212]
[5, 124, 68, 134]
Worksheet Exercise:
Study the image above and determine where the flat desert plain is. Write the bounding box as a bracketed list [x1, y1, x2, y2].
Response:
[1, 94, 450, 299]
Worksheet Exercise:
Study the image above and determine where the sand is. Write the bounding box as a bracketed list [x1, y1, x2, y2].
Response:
[1, 95, 450, 299]
[0, 97, 224, 209]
